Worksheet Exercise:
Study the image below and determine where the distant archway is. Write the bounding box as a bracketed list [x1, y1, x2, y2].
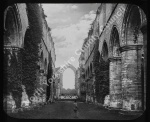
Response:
[57, 64, 77, 95]
[62, 69, 75, 92]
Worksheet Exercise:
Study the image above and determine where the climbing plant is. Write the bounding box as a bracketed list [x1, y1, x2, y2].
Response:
[46, 56, 53, 101]
[93, 39, 109, 104]
[3, 48, 23, 109]
[93, 39, 100, 102]
[22, 4, 43, 101]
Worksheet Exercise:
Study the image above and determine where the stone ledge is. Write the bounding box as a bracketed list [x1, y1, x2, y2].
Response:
[119, 45, 143, 52]
[119, 109, 144, 116]
[105, 106, 121, 113]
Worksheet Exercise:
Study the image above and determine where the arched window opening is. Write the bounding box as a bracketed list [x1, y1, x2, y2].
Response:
[110, 27, 120, 57]
[4, 6, 19, 46]
[125, 6, 142, 45]
[102, 42, 108, 61]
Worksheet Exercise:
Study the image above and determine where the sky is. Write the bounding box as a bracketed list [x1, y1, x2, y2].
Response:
[63, 68, 75, 89]
[42, 4, 100, 89]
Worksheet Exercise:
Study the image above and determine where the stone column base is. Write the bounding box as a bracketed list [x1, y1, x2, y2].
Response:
[119, 109, 144, 116]
[107, 106, 121, 113]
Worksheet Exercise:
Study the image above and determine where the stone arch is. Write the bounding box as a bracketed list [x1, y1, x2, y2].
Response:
[109, 25, 122, 109]
[98, 41, 110, 104]
[59, 64, 77, 94]
[120, 5, 146, 111]
[3, 5, 23, 109]
[122, 5, 143, 45]
[4, 5, 22, 47]
[101, 41, 109, 61]
[110, 26, 121, 57]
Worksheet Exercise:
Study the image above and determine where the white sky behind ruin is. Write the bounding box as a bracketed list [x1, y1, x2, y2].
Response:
[42, 4, 100, 89]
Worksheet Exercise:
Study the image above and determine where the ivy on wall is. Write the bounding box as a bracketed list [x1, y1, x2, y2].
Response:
[22, 4, 43, 101]
[93, 39, 109, 104]
[46, 55, 53, 101]
[3, 49, 23, 108]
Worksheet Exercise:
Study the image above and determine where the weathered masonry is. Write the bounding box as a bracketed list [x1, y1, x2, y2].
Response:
[79, 3, 147, 114]
[3, 4, 56, 112]
[78, 52, 86, 101]
[54, 64, 78, 99]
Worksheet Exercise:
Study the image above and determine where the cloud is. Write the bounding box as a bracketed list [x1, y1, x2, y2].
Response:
[42, 4, 80, 28]
[42, 4, 66, 17]
[42, 4, 78, 17]
[71, 5, 78, 9]
[47, 17, 71, 24]
[56, 43, 69, 48]
[61, 17, 71, 22]
[81, 10, 96, 20]
[42, 4, 100, 68]
[53, 36, 66, 43]
[51, 10, 96, 62]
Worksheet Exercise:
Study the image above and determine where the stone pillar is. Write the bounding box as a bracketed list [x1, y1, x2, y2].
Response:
[120, 45, 143, 111]
[93, 75, 96, 104]
[58, 83, 60, 99]
[109, 57, 122, 109]
[85, 80, 89, 103]
[51, 82, 53, 102]
[89, 79, 92, 102]
[4, 47, 23, 110]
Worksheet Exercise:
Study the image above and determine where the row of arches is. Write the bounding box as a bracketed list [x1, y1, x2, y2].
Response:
[3, 4, 28, 109]
[100, 5, 143, 60]
[83, 4, 146, 112]
[4, 4, 28, 48]
[97, 5, 145, 111]
[100, 26, 120, 62]
[3, 4, 55, 110]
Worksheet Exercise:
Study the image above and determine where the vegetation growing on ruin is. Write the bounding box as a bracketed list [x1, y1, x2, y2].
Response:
[22, 4, 43, 100]
[93, 39, 109, 104]
[3, 49, 23, 109]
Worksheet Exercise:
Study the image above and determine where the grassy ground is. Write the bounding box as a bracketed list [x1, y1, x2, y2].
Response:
[6, 101, 141, 120]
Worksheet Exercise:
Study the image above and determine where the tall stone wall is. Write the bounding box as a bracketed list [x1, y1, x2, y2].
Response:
[3, 3, 55, 112]
[82, 4, 146, 114]
[97, 4, 146, 112]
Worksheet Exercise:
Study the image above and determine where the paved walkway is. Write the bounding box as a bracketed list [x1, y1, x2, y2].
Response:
[7, 101, 140, 119]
